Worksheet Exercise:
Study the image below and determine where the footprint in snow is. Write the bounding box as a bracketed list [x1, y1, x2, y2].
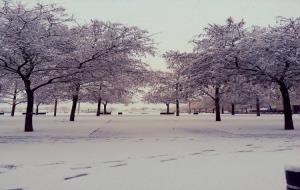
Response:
[103, 160, 125, 164]
[8, 188, 23, 190]
[157, 154, 169, 157]
[145, 156, 155, 159]
[202, 149, 216, 152]
[0, 164, 18, 174]
[160, 158, 177, 162]
[39, 161, 64, 166]
[64, 173, 88, 181]
[190, 152, 202, 156]
[1, 164, 17, 170]
[145, 154, 169, 159]
[70, 166, 92, 170]
[109, 163, 128, 168]
[236, 150, 254, 153]
[266, 148, 293, 152]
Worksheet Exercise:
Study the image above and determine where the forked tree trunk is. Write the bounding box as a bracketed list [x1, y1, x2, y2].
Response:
[54, 99, 58, 117]
[256, 97, 260, 117]
[69, 85, 80, 122]
[215, 87, 221, 121]
[96, 97, 102, 116]
[279, 83, 294, 130]
[231, 103, 235, 115]
[166, 103, 170, 114]
[24, 89, 34, 132]
[176, 100, 179, 116]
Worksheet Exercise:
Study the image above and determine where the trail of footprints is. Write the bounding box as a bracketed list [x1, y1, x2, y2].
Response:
[4, 142, 298, 190]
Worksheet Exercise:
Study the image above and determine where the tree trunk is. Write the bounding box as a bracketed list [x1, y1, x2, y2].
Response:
[24, 89, 34, 132]
[215, 87, 221, 121]
[221, 107, 224, 114]
[104, 103, 107, 114]
[35, 103, 40, 115]
[188, 101, 191, 114]
[69, 85, 80, 122]
[11, 102, 16, 117]
[279, 83, 294, 130]
[166, 103, 170, 114]
[11, 84, 17, 117]
[70, 95, 78, 121]
[245, 107, 248, 114]
[54, 99, 57, 117]
[231, 103, 235, 115]
[96, 97, 102, 116]
[176, 100, 179, 116]
[256, 97, 260, 117]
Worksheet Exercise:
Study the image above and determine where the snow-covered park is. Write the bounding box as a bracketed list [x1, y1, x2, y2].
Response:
[1, 0, 300, 189]
[0, 114, 299, 190]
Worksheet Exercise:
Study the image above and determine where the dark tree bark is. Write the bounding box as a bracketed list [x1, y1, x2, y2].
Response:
[11, 101, 16, 117]
[103, 102, 107, 114]
[24, 88, 34, 132]
[70, 95, 78, 121]
[35, 103, 40, 115]
[256, 97, 260, 117]
[279, 83, 294, 130]
[215, 87, 221, 121]
[10, 82, 17, 117]
[166, 103, 170, 114]
[96, 97, 102, 116]
[176, 100, 179, 116]
[69, 85, 80, 122]
[221, 107, 224, 114]
[231, 103, 235, 115]
[54, 99, 57, 117]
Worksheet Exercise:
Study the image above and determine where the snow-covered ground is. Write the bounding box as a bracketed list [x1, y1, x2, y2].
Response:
[0, 114, 300, 190]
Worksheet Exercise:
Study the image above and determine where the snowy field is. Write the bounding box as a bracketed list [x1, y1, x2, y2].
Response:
[0, 114, 300, 190]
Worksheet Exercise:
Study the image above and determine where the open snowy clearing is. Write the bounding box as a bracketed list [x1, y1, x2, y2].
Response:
[0, 114, 300, 190]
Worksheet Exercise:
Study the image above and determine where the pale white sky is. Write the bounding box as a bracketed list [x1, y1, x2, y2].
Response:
[27, 0, 300, 70]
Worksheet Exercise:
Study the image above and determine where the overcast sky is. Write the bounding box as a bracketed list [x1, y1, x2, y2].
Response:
[27, 0, 300, 70]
